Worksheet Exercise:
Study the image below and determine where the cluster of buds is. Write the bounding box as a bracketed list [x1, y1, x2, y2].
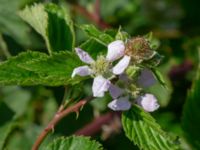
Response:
[72, 37, 161, 112]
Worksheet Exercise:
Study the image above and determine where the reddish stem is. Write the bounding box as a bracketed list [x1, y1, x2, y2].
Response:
[32, 97, 92, 150]
[72, 3, 110, 29]
[75, 112, 120, 136]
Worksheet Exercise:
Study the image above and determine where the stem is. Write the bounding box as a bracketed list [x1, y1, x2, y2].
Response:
[94, 0, 100, 23]
[32, 96, 93, 150]
[75, 112, 119, 136]
[71, 3, 110, 29]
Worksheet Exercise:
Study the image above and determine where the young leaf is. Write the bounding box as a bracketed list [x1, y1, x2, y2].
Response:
[182, 69, 200, 149]
[80, 24, 113, 45]
[0, 51, 85, 86]
[122, 105, 180, 150]
[80, 38, 107, 58]
[19, 3, 48, 42]
[45, 136, 103, 150]
[19, 3, 75, 54]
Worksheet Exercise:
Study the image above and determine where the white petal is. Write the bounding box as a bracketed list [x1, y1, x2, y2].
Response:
[106, 40, 125, 61]
[75, 48, 94, 64]
[71, 66, 92, 78]
[109, 84, 124, 99]
[112, 55, 131, 75]
[137, 68, 156, 88]
[108, 97, 131, 111]
[136, 94, 159, 112]
[92, 75, 111, 97]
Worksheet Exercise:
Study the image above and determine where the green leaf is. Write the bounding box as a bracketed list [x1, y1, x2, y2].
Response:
[80, 38, 107, 58]
[80, 24, 113, 45]
[45, 136, 103, 150]
[45, 3, 75, 52]
[151, 68, 167, 88]
[19, 3, 75, 54]
[0, 51, 47, 85]
[182, 69, 200, 149]
[0, 51, 85, 86]
[122, 105, 180, 150]
[0, 0, 42, 48]
[0, 122, 18, 149]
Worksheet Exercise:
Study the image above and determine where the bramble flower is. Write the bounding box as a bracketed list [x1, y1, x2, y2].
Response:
[72, 40, 130, 97]
[136, 93, 160, 112]
[72, 39, 160, 113]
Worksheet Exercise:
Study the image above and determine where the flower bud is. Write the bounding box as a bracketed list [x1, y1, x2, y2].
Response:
[136, 93, 159, 112]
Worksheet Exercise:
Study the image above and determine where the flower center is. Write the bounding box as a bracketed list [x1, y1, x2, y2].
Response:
[90, 55, 111, 76]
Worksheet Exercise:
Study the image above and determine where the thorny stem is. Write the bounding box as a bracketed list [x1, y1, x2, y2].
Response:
[31, 96, 93, 150]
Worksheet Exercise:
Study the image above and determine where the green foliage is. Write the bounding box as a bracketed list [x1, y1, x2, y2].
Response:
[0, 0, 42, 48]
[19, 3, 75, 54]
[80, 24, 114, 45]
[80, 38, 107, 58]
[0, 51, 85, 86]
[182, 68, 200, 149]
[122, 105, 180, 150]
[2, 86, 31, 119]
[45, 136, 103, 150]
[0, 122, 18, 149]
[151, 68, 167, 88]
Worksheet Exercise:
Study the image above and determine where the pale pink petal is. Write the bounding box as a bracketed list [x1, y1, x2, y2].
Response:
[109, 84, 124, 99]
[137, 68, 156, 88]
[108, 97, 131, 111]
[112, 55, 131, 75]
[106, 40, 125, 61]
[71, 66, 92, 78]
[75, 48, 94, 64]
[136, 94, 159, 112]
[92, 75, 111, 97]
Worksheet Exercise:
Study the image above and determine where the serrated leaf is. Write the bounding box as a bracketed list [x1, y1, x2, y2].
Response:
[122, 105, 180, 150]
[0, 51, 47, 85]
[19, 3, 48, 39]
[0, 51, 85, 86]
[45, 136, 103, 150]
[19, 3, 75, 53]
[80, 24, 113, 45]
[182, 69, 200, 149]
